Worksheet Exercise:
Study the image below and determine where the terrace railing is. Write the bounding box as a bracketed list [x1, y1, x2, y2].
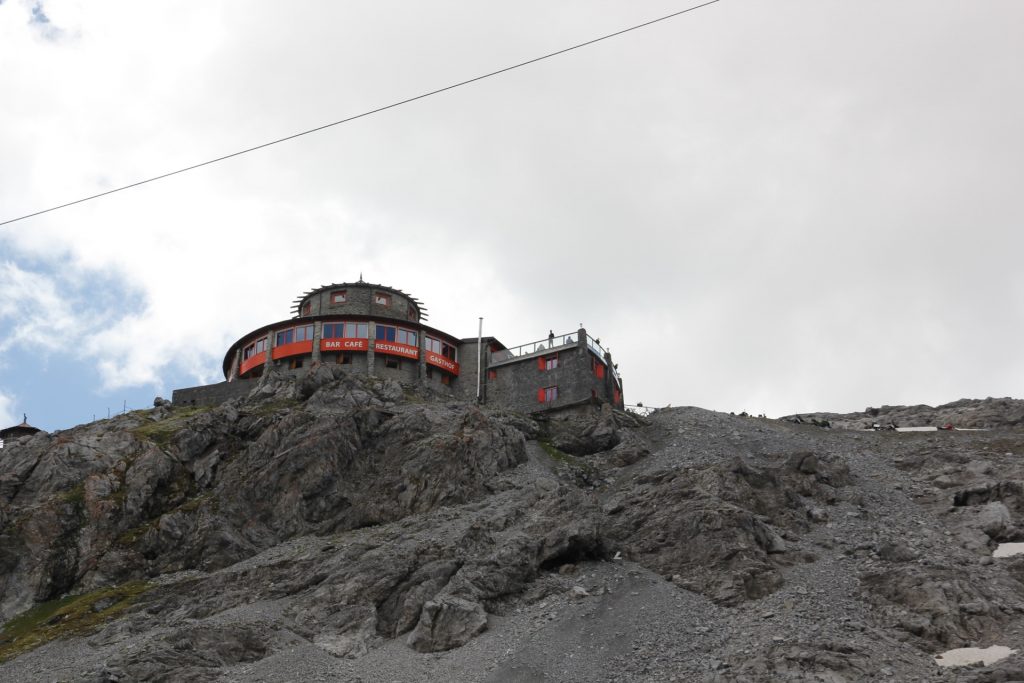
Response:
[491, 331, 579, 363]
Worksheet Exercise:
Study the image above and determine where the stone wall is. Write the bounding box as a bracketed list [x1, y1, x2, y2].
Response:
[172, 380, 256, 407]
[484, 340, 609, 413]
[301, 284, 419, 322]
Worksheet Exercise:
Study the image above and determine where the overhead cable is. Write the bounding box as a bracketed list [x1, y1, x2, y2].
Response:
[0, 0, 721, 227]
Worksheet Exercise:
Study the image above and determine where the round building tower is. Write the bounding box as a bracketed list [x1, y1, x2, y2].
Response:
[223, 280, 460, 389]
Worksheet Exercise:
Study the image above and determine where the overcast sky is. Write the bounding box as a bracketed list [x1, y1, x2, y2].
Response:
[1, 0, 1022, 431]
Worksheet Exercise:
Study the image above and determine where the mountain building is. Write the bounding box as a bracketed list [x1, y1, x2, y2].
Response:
[0, 415, 41, 449]
[172, 279, 623, 413]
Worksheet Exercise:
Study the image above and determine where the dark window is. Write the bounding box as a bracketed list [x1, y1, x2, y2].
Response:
[301, 301, 312, 316]
[441, 374, 451, 385]
[408, 305, 418, 321]
[345, 322, 369, 338]
[276, 325, 313, 346]
[289, 358, 303, 370]
[426, 366, 433, 378]
[245, 337, 268, 359]
[384, 356, 401, 369]
[376, 325, 396, 342]
[338, 352, 352, 365]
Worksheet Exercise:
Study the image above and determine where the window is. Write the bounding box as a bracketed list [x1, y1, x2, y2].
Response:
[426, 336, 456, 361]
[331, 290, 347, 304]
[324, 322, 368, 339]
[243, 337, 267, 360]
[384, 356, 401, 369]
[373, 292, 392, 306]
[440, 374, 451, 385]
[539, 355, 558, 371]
[301, 301, 312, 316]
[408, 305, 418, 321]
[378, 325, 417, 346]
[337, 352, 352, 365]
[426, 366, 433, 378]
[487, 369, 497, 380]
[591, 356, 605, 379]
[276, 325, 313, 346]
[289, 357, 303, 370]
[538, 386, 558, 403]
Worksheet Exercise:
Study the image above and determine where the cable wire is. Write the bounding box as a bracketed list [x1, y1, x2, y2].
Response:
[0, 0, 721, 227]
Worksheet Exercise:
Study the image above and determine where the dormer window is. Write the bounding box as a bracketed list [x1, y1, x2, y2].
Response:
[374, 292, 392, 306]
[408, 305, 418, 321]
[301, 301, 312, 316]
[331, 290, 347, 304]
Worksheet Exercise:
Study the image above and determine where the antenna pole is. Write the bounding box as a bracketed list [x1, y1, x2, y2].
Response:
[476, 317, 483, 403]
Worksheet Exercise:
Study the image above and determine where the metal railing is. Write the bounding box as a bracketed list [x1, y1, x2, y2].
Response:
[586, 334, 607, 359]
[492, 331, 579, 363]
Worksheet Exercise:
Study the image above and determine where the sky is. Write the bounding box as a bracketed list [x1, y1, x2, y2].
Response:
[1, 0, 1022, 431]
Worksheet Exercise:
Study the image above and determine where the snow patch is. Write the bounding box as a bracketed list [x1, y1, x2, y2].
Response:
[935, 645, 1015, 667]
[993, 543, 1024, 558]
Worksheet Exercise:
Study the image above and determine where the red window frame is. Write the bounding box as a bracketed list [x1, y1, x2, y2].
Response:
[537, 386, 558, 403]
[538, 354, 558, 371]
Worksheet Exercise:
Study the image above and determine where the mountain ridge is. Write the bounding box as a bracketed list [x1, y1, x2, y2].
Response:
[1, 367, 1023, 681]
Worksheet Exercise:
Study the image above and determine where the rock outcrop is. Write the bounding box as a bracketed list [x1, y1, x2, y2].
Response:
[1, 372, 1023, 681]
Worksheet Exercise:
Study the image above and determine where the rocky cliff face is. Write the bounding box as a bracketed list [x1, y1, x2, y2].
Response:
[1, 369, 1023, 681]
[784, 397, 1024, 430]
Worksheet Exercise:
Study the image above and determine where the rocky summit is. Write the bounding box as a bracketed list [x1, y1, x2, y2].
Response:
[2, 368, 1024, 681]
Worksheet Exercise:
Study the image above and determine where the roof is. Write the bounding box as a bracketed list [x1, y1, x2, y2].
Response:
[290, 280, 428, 320]
[1, 415, 41, 440]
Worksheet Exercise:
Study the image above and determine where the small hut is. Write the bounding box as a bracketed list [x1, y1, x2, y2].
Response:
[0, 414, 41, 448]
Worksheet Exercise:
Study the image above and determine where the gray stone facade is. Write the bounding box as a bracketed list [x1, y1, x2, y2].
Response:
[173, 280, 622, 413]
[171, 379, 256, 408]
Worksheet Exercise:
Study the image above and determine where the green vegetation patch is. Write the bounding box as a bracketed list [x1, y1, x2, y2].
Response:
[249, 397, 301, 416]
[0, 580, 150, 662]
[131, 405, 213, 446]
[56, 483, 86, 507]
[539, 441, 583, 467]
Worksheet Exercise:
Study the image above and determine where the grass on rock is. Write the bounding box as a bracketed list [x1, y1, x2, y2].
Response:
[0, 581, 150, 662]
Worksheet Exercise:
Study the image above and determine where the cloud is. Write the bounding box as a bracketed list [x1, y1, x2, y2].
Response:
[0, 1, 1022, 420]
[0, 390, 15, 427]
[0, 261, 85, 354]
